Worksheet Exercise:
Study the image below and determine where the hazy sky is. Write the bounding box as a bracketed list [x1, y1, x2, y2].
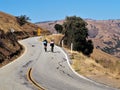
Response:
[0, 0, 120, 23]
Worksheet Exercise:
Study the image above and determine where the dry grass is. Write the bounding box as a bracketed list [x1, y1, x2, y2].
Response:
[0, 11, 22, 32]
[69, 49, 120, 88]
[42, 34, 64, 46]
[91, 49, 120, 76]
[66, 49, 104, 76]
[0, 11, 42, 33]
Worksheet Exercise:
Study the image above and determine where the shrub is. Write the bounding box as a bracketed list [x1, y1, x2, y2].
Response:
[63, 16, 94, 55]
[16, 15, 30, 26]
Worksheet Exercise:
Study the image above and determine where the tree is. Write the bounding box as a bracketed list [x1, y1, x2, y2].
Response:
[54, 24, 63, 33]
[16, 15, 30, 26]
[83, 40, 94, 56]
[63, 16, 93, 55]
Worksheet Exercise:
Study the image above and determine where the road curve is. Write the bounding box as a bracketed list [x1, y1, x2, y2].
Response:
[30, 37, 118, 90]
[0, 37, 42, 90]
[0, 37, 119, 90]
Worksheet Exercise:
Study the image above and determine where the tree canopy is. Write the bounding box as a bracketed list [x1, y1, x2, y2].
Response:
[54, 24, 63, 33]
[63, 16, 93, 56]
[16, 15, 30, 26]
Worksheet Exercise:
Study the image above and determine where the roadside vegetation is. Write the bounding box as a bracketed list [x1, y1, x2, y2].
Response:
[72, 49, 120, 88]
[16, 15, 31, 26]
[54, 16, 94, 56]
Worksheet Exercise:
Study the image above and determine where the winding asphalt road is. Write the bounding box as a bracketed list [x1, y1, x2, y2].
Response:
[0, 37, 119, 90]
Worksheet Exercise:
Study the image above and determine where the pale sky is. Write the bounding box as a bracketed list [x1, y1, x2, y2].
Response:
[0, 0, 120, 23]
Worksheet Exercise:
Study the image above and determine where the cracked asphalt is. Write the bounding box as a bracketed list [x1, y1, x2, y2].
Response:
[0, 37, 119, 90]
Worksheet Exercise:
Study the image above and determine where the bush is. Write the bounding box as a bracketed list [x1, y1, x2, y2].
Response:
[63, 16, 94, 55]
[16, 15, 30, 26]
[54, 24, 63, 33]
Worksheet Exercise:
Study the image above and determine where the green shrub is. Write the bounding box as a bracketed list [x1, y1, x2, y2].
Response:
[16, 15, 30, 26]
[62, 16, 94, 55]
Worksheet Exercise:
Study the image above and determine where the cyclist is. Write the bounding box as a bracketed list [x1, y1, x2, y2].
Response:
[43, 39, 48, 52]
[50, 40, 54, 52]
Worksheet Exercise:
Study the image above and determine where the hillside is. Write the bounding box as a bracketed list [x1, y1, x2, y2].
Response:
[86, 19, 120, 58]
[0, 11, 47, 66]
[36, 19, 120, 58]
[71, 48, 120, 88]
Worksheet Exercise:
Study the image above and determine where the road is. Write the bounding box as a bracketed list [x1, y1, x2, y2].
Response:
[0, 37, 119, 90]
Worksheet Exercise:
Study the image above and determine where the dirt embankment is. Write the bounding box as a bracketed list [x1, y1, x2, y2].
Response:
[0, 31, 24, 67]
[0, 11, 50, 67]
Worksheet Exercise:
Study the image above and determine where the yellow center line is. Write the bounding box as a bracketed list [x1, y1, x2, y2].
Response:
[27, 68, 45, 90]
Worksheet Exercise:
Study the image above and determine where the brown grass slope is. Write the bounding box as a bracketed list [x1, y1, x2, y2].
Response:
[0, 11, 39, 32]
[0, 11, 49, 67]
[71, 48, 120, 89]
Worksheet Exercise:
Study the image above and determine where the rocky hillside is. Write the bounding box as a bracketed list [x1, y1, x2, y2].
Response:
[36, 19, 120, 58]
[86, 19, 120, 58]
[0, 11, 44, 65]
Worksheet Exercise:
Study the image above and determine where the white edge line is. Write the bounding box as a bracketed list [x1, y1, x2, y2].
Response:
[57, 46, 112, 88]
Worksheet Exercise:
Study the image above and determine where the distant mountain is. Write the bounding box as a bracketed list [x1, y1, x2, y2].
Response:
[36, 20, 64, 33]
[35, 21, 54, 24]
[36, 19, 120, 58]
[86, 19, 120, 58]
